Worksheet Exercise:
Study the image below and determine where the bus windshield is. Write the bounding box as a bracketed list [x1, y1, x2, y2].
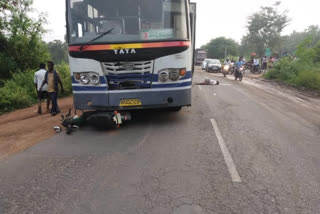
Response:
[67, 0, 188, 45]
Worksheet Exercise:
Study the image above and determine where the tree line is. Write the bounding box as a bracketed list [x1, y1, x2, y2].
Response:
[0, 0, 68, 82]
[201, 2, 320, 60]
[0, 0, 71, 113]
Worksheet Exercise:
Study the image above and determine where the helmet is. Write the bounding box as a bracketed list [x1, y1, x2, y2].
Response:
[53, 126, 62, 133]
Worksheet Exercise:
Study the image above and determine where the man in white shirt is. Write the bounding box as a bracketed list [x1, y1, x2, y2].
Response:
[253, 58, 260, 72]
[224, 58, 232, 65]
[34, 63, 50, 114]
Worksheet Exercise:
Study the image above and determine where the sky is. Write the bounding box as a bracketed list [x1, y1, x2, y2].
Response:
[33, 0, 320, 48]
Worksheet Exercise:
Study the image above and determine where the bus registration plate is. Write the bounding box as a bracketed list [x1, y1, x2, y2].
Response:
[120, 99, 142, 107]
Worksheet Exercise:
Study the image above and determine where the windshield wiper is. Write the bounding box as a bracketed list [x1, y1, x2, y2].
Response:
[79, 28, 114, 51]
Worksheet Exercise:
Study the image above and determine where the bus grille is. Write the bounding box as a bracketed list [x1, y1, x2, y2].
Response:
[102, 61, 154, 90]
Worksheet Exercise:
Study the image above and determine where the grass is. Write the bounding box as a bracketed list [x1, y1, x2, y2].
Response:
[0, 62, 72, 114]
[264, 58, 320, 91]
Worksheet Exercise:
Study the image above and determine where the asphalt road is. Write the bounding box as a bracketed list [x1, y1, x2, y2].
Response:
[1, 68, 320, 214]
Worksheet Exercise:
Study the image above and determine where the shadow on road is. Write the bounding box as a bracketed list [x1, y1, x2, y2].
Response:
[85, 109, 187, 132]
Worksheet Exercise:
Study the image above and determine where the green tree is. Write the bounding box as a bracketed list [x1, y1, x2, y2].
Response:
[0, 0, 49, 80]
[47, 40, 69, 64]
[239, 35, 255, 57]
[314, 41, 320, 63]
[201, 37, 239, 59]
[282, 25, 320, 55]
[245, 1, 290, 56]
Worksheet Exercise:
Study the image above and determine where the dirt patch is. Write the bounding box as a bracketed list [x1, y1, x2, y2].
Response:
[0, 97, 74, 160]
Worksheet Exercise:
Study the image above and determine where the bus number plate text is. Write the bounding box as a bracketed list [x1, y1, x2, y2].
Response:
[120, 99, 142, 107]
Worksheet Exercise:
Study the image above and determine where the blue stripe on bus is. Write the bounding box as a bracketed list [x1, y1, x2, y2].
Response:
[72, 82, 192, 91]
[71, 76, 107, 84]
[109, 83, 151, 87]
[151, 81, 192, 88]
[180, 71, 192, 80]
[107, 73, 152, 79]
[72, 86, 108, 91]
[71, 71, 192, 87]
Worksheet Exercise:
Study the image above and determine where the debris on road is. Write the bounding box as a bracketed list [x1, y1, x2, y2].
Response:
[53, 126, 62, 133]
[57, 109, 84, 135]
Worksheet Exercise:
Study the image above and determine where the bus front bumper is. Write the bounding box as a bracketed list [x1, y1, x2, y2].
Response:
[73, 87, 192, 110]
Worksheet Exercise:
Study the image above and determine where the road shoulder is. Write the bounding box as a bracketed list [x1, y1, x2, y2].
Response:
[0, 97, 73, 160]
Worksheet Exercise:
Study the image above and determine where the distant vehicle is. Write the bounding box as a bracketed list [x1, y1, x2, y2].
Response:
[195, 49, 207, 66]
[201, 58, 211, 70]
[205, 59, 222, 73]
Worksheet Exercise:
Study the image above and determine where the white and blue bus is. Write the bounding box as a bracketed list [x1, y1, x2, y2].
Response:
[66, 0, 196, 114]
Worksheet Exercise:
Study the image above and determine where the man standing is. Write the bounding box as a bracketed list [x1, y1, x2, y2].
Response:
[40, 61, 64, 116]
[262, 56, 268, 72]
[34, 63, 50, 114]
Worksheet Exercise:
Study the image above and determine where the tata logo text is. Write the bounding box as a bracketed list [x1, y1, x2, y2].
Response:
[113, 49, 136, 55]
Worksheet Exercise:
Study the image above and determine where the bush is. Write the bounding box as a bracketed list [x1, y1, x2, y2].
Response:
[295, 68, 320, 90]
[0, 64, 72, 114]
[56, 62, 72, 96]
[0, 71, 36, 113]
[264, 58, 320, 91]
[264, 38, 320, 91]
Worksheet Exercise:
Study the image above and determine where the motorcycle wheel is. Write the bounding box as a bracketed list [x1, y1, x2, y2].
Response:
[239, 74, 243, 81]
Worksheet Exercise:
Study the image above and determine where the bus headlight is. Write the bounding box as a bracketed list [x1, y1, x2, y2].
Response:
[159, 68, 186, 82]
[80, 74, 90, 84]
[169, 70, 180, 81]
[74, 73, 81, 81]
[90, 73, 100, 85]
[159, 71, 169, 82]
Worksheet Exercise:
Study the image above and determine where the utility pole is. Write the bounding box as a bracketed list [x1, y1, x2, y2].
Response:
[224, 46, 228, 59]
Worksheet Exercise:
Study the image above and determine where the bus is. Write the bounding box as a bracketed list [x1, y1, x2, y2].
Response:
[66, 0, 196, 120]
[195, 49, 207, 66]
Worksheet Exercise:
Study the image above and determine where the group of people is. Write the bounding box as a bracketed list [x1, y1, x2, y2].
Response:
[224, 57, 246, 71]
[251, 56, 278, 72]
[34, 61, 64, 116]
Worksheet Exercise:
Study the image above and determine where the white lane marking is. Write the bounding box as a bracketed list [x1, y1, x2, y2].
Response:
[198, 85, 202, 90]
[220, 84, 231, 86]
[210, 118, 242, 183]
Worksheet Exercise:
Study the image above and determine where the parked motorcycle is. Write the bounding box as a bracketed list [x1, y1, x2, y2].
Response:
[251, 64, 261, 74]
[235, 66, 244, 81]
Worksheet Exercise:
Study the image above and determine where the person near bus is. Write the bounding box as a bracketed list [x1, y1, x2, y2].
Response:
[34, 63, 50, 114]
[40, 61, 64, 116]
